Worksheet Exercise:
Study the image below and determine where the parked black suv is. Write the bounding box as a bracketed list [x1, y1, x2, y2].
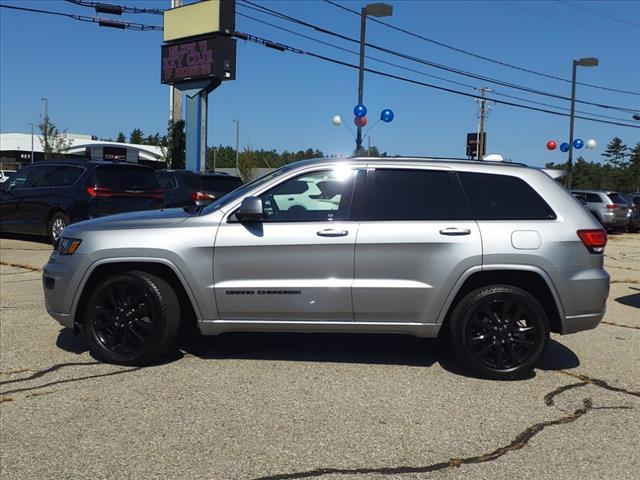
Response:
[156, 170, 243, 208]
[0, 160, 164, 243]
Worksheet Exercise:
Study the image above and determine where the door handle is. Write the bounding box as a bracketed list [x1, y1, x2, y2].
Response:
[317, 228, 348, 237]
[439, 227, 471, 236]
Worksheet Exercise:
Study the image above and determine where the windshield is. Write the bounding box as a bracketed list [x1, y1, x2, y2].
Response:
[201, 164, 295, 214]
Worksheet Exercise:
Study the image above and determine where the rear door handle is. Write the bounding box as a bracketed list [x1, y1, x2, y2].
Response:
[317, 228, 348, 237]
[439, 227, 471, 236]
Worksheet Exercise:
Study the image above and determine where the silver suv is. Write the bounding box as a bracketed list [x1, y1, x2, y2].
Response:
[571, 189, 629, 231]
[43, 158, 610, 379]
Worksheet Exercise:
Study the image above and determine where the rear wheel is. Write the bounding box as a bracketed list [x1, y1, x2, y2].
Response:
[48, 211, 69, 244]
[84, 271, 180, 365]
[449, 285, 549, 380]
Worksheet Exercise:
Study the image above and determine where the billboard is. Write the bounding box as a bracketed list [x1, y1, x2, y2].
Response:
[161, 36, 236, 84]
[163, 0, 235, 42]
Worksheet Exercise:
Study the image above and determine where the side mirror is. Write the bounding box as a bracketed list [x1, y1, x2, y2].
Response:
[236, 197, 263, 222]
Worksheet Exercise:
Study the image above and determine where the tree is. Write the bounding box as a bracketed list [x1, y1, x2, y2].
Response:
[116, 132, 126, 143]
[39, 115, 71, 160]
[129, 128, 144, 144]
[164, 120, 185, 169]
[237, 148, 257, 181]
[628, 142, 640, 192]
[602, 137, 628, 168]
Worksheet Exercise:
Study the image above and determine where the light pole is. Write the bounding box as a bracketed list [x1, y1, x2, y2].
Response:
[28, 123, 34, 163]
[355, 2, 392, 155]
[566, 57, 598, 188]
[233, 119, 239, 175]
[41, 97, 48, 158]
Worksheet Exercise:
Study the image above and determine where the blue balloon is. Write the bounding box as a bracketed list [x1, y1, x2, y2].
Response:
[573, 138, 584, 149]
[380, 109, 394, 123]
[560, 142, 570, 152]
[353, 104, 367, 118]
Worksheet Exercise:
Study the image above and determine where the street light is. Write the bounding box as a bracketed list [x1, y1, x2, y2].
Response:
[28, 123, 34, 163]
[566, 57, 598, 188]
[233, 119, 239, 175]
[355, 2, 393, 155]
[41, 97, 48, 158]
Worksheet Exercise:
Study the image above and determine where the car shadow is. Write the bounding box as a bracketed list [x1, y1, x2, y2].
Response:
[56, 328, 89, 354]
[0, 232, 50, 245]
[615, 289, 640, 309]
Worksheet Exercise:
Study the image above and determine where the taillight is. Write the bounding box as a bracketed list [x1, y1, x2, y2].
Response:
[606, 204, 617, 209]
[86, 186, 164, 199]
[577, 229, 607, 254]
[191, 192, 216, 201]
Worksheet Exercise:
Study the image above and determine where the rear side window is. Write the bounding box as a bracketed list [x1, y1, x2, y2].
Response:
[369, 169, 469, 221]
[585, 193, 602, 203]
[49, 166, 84, 187]
[27, 166, 58, 188]
[459, 172, 556, 220]
[156, 172, 177, 190]
[607, 193, 627, 204]
[90, 166, 159, 190]
[201, 176, 243, 194]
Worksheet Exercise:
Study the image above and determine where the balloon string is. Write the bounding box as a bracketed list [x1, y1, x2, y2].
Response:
[364, 119, 381, 136]
[343, 122, 356, 140]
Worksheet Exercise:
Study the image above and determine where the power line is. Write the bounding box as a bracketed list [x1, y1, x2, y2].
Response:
[556, 0, 640, 28]
[65, 0, 164, 16]
[238, 0, 638, 114]
[323, 0, 640, 96]
[238, 10, 634, 124]
[233, 30, 639, 129]
[0, 4, 162, 30]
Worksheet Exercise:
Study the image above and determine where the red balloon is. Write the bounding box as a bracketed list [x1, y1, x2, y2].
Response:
[354, 116, 368, 127]
[546, 140, 557, 151]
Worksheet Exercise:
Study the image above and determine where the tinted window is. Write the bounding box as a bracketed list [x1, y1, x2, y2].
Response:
[27, 166, 58, 188]
[90, 166, 159, 190]
[7, 168, 31, 190]
[50, 166, 84, 186]
[259, 168, 357, 222]
[201, 176, 243, 194]
[607, 193, 627, 204]
[181, 173, 200, 189]
[585, 193, 602, 203]
[633, 197, 640, 207]
[459, 172, 555, 220]
[156, 172, 177, 190]
[369, 169, 468, 221]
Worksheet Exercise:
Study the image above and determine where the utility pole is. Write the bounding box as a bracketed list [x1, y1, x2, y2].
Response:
[41, 97, 48, 157]
[233, 119, 239, 175]
[28, 123, 34, 163]
[168, 0, 182, 126]
[476, 86, 492, 160]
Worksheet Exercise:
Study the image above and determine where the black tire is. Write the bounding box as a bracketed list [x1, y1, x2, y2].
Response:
[84, 270, 180, 365]
[449, 285, 549, 380]
[48, 211, 69, 244]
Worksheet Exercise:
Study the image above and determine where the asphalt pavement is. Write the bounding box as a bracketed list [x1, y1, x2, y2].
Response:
[1, 234, 638, 480]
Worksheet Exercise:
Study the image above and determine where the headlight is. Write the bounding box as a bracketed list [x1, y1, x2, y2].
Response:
[57, 238, 82, 255]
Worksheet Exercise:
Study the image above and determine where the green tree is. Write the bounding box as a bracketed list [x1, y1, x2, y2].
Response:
[237, 148, 257, 181]
[129, 128, 144, 144]
[164, 120, 185, 169]
[602, 137, 629, 168]
[116, 132, 126, 143]
[628, 142, 640, 192]
[39, 115, 71, 160]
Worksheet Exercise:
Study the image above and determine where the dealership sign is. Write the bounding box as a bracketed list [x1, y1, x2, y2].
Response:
[161, 35, 236, 85]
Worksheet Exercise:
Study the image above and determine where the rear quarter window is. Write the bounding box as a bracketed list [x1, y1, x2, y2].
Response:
[459, 172, 556, 220]
[90, 166, 159, 190]
[607, 193, 627, 204]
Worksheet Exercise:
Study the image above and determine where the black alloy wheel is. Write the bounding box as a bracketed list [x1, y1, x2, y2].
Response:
[84, 271, 180, 365]
[450, 285, 549, 380]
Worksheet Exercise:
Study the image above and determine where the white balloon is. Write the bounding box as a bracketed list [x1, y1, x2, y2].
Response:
[331, 115, 342, 126]
[586, 138, 597, 149]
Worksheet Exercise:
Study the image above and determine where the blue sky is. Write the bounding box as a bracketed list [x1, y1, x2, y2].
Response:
[1, 0, 639, 166]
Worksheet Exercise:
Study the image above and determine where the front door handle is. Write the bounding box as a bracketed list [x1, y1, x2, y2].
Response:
[317, 228, 348, 237]
[439, 227, 471, 236]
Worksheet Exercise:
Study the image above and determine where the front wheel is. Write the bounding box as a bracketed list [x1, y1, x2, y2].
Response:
[84, 270, 180, 365]
[48, 211, 69, 244]
[449, 285, 549, 380]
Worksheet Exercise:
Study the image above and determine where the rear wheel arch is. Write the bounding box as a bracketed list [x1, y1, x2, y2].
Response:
[441, 269, 563, 334]
[74, 261, 199, 333]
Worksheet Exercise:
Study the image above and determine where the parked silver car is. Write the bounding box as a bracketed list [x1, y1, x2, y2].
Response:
[43, 157, 610, 379]
[570, 189, 629, 231]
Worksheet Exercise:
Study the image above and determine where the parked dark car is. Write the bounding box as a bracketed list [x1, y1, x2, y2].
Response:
[0, 160, 164, 243]
[622, 193, 640, 232]
[156, 170, 243, 208]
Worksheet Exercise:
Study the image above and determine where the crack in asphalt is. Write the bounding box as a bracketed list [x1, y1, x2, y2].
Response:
[249, 374, 639, 480]
[0, 261, 43, 271]
[0, 367, 141, 396]
[0, 361, 100, 385]
[601, 321, 640, 330]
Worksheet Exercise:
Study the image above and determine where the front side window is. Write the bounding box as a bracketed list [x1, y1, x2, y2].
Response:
[368, 169, 469, 221]
[6, 168, 31, 190]
[259, 168, 358, 222]
[459, 172, 556, 220]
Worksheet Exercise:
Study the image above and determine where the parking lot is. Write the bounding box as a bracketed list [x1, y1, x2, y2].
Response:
[1, 235, 638, 480]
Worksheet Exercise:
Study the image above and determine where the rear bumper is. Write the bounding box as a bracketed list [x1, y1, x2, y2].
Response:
[562, 312, 604, 334]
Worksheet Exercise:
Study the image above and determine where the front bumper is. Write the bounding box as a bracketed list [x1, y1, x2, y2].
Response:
[42, 252, 86, 328]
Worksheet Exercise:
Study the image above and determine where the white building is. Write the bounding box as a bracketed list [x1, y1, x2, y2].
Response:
[0, 132, 165, 169]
